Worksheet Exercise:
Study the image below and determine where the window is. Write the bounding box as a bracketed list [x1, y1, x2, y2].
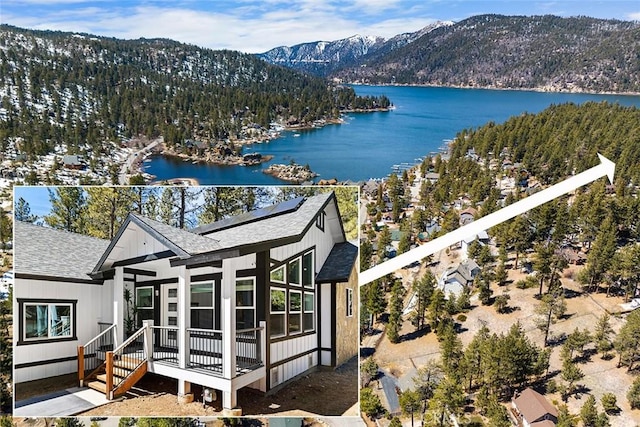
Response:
[303, 292, 314, 331]
[315, 210, 325, 231]
[289, 290, 302, 334]
[270, 288, 286, 337]
[136, 286, 154, 327]
[136, 287, 153, 308]
[346, 288, 353, 317]
[19, 299, 76, 344]
[236, 278, 255, 330]
[302, 251, 314, 288]
[288, 257, 301, 286]
[270, 265, 286, 284]
[191, 282, 214, 329]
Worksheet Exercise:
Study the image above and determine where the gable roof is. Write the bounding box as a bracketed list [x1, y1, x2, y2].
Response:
[446, 259, 480, 284]
[15, 221, 109, 283]
[514, 388, 558, 424]
[92, 192, 343, 272]
[91, 213, 223, 274]
[316, 242, 358, 283]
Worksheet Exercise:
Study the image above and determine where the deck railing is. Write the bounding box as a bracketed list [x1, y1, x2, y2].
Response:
[187, 328, 223, 373]
[236, 327, 263, 370]
[151, 325, 179, 365]
[78, 323, 117, 386]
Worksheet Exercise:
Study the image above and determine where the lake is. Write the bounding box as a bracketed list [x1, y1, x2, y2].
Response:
[143, 86, 640, 185]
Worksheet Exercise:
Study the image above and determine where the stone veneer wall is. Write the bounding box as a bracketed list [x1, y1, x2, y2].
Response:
[335, 263, 359, 367]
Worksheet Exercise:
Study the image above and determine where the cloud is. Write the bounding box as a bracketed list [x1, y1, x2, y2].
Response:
[2, 1, 439, 52]
[628, 12, 640, 20]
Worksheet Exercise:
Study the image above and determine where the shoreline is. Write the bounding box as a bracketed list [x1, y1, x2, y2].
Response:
[348, 82, 640, 97]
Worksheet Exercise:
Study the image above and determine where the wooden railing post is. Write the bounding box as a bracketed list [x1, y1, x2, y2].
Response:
[77, 346, 85, 386]
[106, 352, 114, 400]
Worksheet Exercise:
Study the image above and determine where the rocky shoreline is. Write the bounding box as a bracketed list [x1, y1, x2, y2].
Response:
[263, 163, 318, 183]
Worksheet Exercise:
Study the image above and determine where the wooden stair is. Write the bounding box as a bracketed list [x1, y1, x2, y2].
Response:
[85, 355, 147, 399]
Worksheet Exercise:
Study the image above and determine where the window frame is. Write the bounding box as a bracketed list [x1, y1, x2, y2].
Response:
[288, 289, 302, 335]
[190, 281, 214, 330]
[270, 287, 287, 338]
[346, 288, 354, 317]
[302, 251, 314, 288]
[303, 291, 315, 332]
[288, 257, 302, 286]
[236, 277, 256, 330]
[18, 298, 77, 345]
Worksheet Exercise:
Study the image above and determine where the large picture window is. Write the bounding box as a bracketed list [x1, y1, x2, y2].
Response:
[269, 249, 316, 339]
[191, 282, 214, 329]
[19, 299, 76, 344]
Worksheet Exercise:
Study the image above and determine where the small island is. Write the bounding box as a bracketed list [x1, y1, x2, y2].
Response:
[263, 163, 318, 183]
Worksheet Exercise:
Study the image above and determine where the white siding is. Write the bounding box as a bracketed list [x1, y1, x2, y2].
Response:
[14, 278, 112, 383]
[102, 222, 171, 269]
[270, 351, 318, 387]
[270, 214, 339, 269]
[269, 333, 316, 364]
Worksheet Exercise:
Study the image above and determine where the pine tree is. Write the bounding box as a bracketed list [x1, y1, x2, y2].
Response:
[387, 281, 404, 344]
[14, 197, 37, 222]
[44, 187, 86, 233]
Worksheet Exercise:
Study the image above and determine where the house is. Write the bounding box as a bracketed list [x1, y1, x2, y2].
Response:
[437, 259, 480, 298]
[14, 192, 358, 413]
[511, 388, 558, 427]
[461, 231, 490, 258]
[62, 155, 85, 170]
[459, 207, 477, 226]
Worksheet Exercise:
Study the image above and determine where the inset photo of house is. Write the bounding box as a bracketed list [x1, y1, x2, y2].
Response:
[12, 186, 360, 417]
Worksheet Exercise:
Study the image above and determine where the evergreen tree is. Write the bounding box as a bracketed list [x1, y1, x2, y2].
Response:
[44, 187, 86, 232]
[14, 197, 37, 222]
[580, 395, 598, 427]
[535, 290, 567, 347]
[387, 280, 404, 344]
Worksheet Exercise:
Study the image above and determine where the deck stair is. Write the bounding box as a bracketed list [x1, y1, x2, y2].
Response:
[79, 325, 149, 400]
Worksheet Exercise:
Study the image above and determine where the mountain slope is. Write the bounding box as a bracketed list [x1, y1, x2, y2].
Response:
[334, 15, 640, 93]
[0, 25, 388, 163]
[257, 22, 452, 76]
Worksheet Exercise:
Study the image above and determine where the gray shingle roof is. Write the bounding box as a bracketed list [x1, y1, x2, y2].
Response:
[316, 242, 358, 283]
[130, 214, 221, 256]
[15, 221, 109, 281]
[198, 192, 335, 251]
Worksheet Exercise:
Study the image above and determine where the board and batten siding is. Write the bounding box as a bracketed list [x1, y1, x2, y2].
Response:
[103, 222, 171, 267]
[269, 215, 336, 269]
[14, 278, 113, 383]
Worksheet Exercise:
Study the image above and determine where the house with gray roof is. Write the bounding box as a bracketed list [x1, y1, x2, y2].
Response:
[437, 259, 481, 298]
[14, 191, 358, 414]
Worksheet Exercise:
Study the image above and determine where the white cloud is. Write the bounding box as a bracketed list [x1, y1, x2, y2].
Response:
[628, 12, 640, 20]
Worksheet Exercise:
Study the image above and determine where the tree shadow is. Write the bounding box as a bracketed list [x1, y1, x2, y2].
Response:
[400, 327, 431, 342]
[497, 305, 521, 314]
[361, 347, 376, 358]
[547, 333, 568, 347]
[563, 288, 583, 299]
[574, 348, 597, 364]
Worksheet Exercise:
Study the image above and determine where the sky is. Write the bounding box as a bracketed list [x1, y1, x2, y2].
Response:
[2, 0, 640, 53]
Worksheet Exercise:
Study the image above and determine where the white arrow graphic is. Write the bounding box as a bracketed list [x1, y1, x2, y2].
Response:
[360, 153, 616, 286]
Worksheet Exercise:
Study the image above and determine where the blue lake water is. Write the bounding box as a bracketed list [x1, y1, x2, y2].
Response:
[144, 85, 640, 185]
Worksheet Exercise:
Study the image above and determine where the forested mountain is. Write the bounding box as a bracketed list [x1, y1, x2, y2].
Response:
[0, 25, 389, 161]
[257, 22, 451, 77]
[449, 102, 640, 188]
[330, 15, 640, 93]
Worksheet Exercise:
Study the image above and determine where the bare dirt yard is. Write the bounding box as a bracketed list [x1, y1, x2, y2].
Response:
[15, 358, 358, 417]
[370, 247, 640, 427]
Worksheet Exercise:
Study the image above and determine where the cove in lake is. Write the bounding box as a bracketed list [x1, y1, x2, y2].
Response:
[143, 86, 640, 185]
